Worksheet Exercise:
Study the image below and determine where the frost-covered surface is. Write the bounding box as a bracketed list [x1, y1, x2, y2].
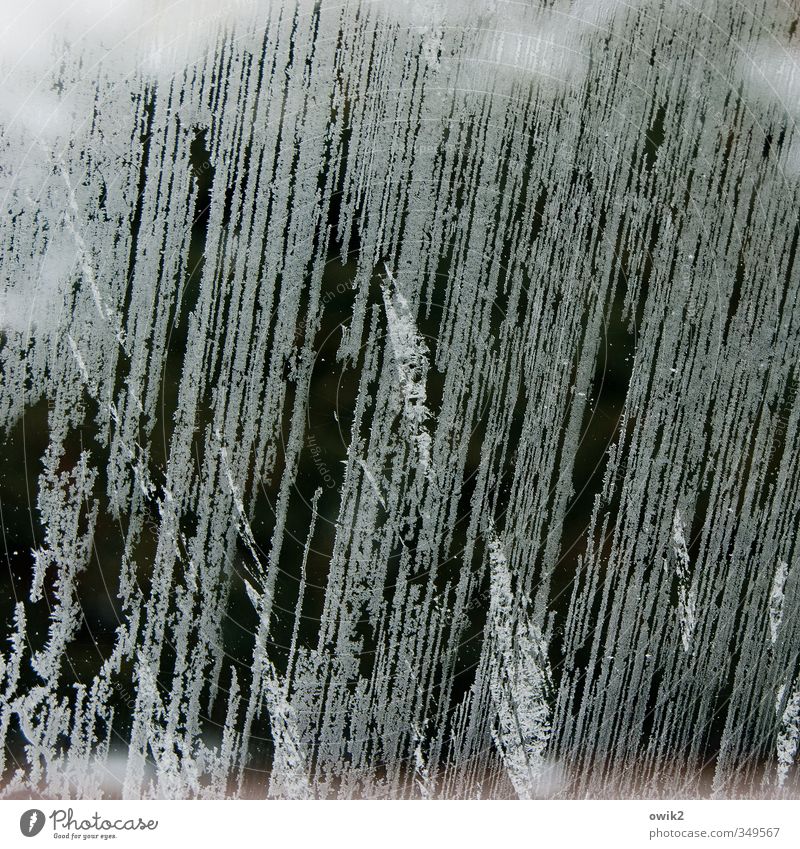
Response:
[1, 0, 800, 799]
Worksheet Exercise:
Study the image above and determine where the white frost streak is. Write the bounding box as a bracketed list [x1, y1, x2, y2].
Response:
[487, 529, 552, 799]
[776, 682, 800, 788]
[262, 662, 313, 800]
[672, 511, 697, 653]
[381, 265, 435, 483]
[220, 441, 267, 583]
[769, 561, 789, 645]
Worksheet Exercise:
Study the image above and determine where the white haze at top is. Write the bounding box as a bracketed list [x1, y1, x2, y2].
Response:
[0, 0, 799, 798]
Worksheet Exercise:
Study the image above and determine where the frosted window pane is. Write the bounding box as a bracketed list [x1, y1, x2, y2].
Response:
[1, 0, 799, 799]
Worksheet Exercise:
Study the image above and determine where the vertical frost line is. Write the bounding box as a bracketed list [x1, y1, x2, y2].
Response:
[487, 529, 552, 798]
[381, 265, 435, 483]
[671, 510, 697, 653]
[776, 682, 800, 788]
[769, 561, 789, 645]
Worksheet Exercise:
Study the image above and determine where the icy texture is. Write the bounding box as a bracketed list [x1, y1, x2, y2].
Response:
[1, 0, 799, 799]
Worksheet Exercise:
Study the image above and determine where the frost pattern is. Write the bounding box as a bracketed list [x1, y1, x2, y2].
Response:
[1, 0, 800, 799]
[670, 511, 697, 653]
[487, 530, 552, 799]
[776, 682, 800, 789]
[381, 265, 435, 483]
[770, 561, 789, 645]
